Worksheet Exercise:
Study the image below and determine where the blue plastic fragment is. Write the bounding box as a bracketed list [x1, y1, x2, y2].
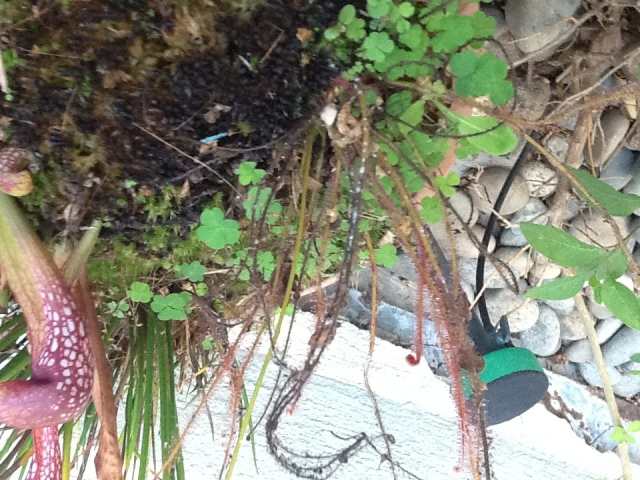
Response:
[200, 132, 229, 144]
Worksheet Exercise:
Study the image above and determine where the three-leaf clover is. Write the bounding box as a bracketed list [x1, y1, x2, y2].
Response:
[236, 162, 266, 186]
[421, 197, 442, 224]
[179, 261, 206, 282]
[243, 187, 282, 224]
[151, 292, 192, 321]
[361, 32, 394, 62]
[197, 207, 241, 249]
[450, 51, 514, 105]
[374, 244, 399, 268]
[128, 282, 153, 303]
[107, 300, 131, 318]
[257, 251, 276, 281]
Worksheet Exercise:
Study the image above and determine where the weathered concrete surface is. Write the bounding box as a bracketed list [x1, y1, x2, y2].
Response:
[162, 312, 638, 480]
[61, 311, 639, 479]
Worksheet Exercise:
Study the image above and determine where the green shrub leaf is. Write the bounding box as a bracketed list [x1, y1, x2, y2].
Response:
[520, 223, 603, 267]
[601, 278, 640, 330]
[567, 167, 640, 216]
[525, 274, 587, 301]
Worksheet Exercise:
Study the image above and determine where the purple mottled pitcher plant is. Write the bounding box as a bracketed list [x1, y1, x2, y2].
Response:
[0, 148, 94, 480]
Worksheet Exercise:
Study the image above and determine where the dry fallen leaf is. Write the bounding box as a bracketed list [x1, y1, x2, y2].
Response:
[296, 27, 313, 42]
[76, 269, 124, 480]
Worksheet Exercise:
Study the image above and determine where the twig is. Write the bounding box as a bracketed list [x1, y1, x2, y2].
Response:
[363, 231, 397, 480]
[573, 291, 632, 480]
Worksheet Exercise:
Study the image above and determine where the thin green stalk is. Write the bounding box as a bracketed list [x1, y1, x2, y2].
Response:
[138, 311, 156, 480]
[61, 423, 72, 480]
[224, 125, 319, 480]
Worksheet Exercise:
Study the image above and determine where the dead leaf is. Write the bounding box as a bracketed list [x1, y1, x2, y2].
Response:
[75, 268, 124, 480]
[332, 102, 362, 147]
[296, 28, 313, 42]
[203, 104, 232, 124]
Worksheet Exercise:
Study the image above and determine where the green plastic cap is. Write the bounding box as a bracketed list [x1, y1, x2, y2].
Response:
[463, 347, 549, 426]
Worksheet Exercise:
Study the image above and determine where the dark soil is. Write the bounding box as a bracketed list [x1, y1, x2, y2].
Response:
[0, 0, 352, 238]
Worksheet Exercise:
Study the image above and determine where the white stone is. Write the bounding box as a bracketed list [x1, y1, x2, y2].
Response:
[529, 255, 562, 281]
[578, 361, 622, 388]
[546, 135, 570, 163]
[565, 339, 593, 363]
[602, 326, 640, 367]
[521, 161, 558, 197]
[541, 297, 576, 315]
[587, 297, 613, 320]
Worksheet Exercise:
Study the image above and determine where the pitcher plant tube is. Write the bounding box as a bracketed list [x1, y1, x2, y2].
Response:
[0, 147, 95, 480]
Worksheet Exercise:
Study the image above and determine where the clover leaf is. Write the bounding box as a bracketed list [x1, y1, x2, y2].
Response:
[178, 261, 206, 282]
[375, 244, 398, 268]
[450, 51, 514, 105]
[361, 32, 394, 62]
[243, 187, 282, 224]
[197, 207, 241, 249]
[151, 292, 192, 321]
[236, 162, 266, 186]
[128, 282, 153, 303]
[421, 197, 442, 223]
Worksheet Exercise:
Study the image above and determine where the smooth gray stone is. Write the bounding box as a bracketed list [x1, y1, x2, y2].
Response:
[468, 167, 530, 215]
[596, 317, 623, 344]
[600, 147, 636, 190]
[518, 304, 561, 357]
[504, 0, 582, 60]
[542, 298, 576, 316]
[500, 227, 528, 247]
[602, 326, 640, 367]
[458, 247, 529, 290]
[521, 160, 558, 197]
[577, 362, 622, 388]
[485, 288, 539, 332]
[565, 339, 593, 363]
[613, 362, 640, 398]
[500, 198, 548, 247]
[558, 309, 591, 342]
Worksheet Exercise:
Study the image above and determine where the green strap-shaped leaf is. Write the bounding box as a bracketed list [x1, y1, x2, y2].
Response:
[567, 166, 640, 216]
[520, 223, 603, 268]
